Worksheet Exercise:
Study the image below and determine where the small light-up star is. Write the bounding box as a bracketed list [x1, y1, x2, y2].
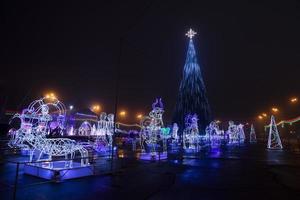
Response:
[185, 28, 197, 39]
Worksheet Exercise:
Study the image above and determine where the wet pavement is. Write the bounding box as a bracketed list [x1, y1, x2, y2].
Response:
[1, 143, 300, 200]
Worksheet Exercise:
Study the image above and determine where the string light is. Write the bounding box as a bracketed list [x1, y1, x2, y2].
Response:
[265, 115, 300, 128]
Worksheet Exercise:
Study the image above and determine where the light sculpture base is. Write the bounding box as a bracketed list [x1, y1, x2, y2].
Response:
[20, 149, 31, 156]
[139, 152, 167, 161]
[184, 147, 201, 153]
[24, 161, 94, 181]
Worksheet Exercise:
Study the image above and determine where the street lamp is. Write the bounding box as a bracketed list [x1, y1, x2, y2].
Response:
[271, 107, 279, 113]
[290, 97, 298, 103]
[69, 105, 74, 110]
[119, 110, 126, 117]
[45, 92, 56, 100]
[91, 104, 101, 113]
[258, 115, 263, 120]
[136, 114, 143, 120]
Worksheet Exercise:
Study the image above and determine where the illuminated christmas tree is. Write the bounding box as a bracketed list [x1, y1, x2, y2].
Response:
[267, 115, 283, 149]
[249, 124, 256, 143]
[173, 29, 211, 134]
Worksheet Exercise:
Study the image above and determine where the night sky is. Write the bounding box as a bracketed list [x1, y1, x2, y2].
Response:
[1, 0, 300, 123]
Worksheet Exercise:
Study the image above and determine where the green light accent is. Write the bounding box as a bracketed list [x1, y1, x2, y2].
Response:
[161, 127, 171, 135]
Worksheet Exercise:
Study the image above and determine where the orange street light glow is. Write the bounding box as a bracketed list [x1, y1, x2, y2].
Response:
[271, 107, 279, 112]
[258, 115, 263, 120]
[290, 97, 298, 103]
[91, 104, 101, 112]
[45, 92, 56, 100]
[136, 114, 143, 119]
[262, 113, 267, 117]
[119, 111, 126, 117]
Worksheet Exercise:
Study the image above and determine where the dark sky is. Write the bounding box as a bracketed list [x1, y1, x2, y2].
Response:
[1, 0, 300, 123]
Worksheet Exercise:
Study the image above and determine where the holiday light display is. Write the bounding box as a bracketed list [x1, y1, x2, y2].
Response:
[249, 124, 257, 143]
[8, 97, 89, 168]
[205, 121, 224, 148]
[128, 130, 139, 151]
[93, 112, 114, 152]
[237, 124, 245, 143]
[140, 98, 165, 156]
[264, 115, 300, 129]
[78, 121, 92, 136]
[226, 121, 244, 145]
[267, 115, 283, 150]
[183, 114, 200, 151]
[171, 123, 179, 143]
[161, 127, 171, 152]
[173, 28, 211, 133]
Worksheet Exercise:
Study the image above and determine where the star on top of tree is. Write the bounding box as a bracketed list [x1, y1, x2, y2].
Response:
[185, 28, 197, 39]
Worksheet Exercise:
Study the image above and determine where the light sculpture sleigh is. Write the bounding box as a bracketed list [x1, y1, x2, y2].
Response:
[8, 97, 89, 169]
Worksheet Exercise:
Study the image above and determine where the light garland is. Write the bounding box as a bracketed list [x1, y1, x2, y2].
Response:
[264, 115, 300, 129]
[116, 122, 142, 128]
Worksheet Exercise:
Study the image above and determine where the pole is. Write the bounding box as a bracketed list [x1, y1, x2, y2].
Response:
[13, 162, 19, 200]
[111, 38, 123, 173]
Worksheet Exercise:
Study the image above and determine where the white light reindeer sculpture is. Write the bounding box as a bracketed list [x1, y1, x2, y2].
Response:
[8, 97, 89, 168]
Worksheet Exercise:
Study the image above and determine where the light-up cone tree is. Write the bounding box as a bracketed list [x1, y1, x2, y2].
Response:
[249, 124, 257, 143]
[267, 115, 283, 149]
[173, 29, 212, 134]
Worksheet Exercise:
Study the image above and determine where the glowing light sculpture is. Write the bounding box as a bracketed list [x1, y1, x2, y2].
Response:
[249, 124, 257, 143]
[267, 115, 283, 150]
[226, 121, 240, 145]
[78, 121, 92, 136]
[161, 127, 171, 152]
[237, 124, 245, 143]
[205, 121, 224, 148]
[93, 112, 114, 152]
[171, 123, 179, 143]
[173, 28, 212, 134]
[140, 98, 167, 160]
[183, 114, 200, 151]
[128, 130, 139, 151]
[8, 97, 89, 168]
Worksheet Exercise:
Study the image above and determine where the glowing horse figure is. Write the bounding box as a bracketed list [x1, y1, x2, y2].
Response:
[140, 98, 164, 154]
[183, 114, 200, 151]
[8, 98, 89, 168]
